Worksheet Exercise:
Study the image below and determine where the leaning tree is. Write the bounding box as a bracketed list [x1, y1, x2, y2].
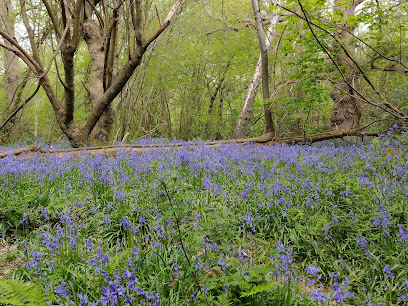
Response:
[0, 0, 181, 147]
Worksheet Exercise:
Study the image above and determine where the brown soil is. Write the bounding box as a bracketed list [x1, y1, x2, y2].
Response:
[0, 243, 22, 277]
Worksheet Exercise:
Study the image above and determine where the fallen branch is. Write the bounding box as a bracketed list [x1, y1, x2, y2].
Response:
[273, 130, 380, 145]
[0, 128, 383, 159]
[0, 145, 44, 158]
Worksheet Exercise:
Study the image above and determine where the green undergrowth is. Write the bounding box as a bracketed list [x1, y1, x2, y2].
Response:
[0, 138, 407, 305]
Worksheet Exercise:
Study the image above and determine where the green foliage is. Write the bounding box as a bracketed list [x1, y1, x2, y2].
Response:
[1, 135, 407, 304]
[0, 279, 53, 305]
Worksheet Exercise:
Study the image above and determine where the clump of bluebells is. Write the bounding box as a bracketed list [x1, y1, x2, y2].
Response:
[0, 131, 408, 304]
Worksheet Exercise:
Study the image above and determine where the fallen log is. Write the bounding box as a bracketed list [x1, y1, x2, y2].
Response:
[0, 129, 381, 159]
[0, 145, 44, 158]
[272, 130, 380, 145]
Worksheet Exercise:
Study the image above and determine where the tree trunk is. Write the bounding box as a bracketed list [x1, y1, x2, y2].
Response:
[330, 0, 362, 130]
[251, 0, 275, 136]
[83, 2, 115, 145]
[0, 0, 22, 138]
[205, 62, 230, 138]
[233, 3, 279, 139]
[0, 0, 181, 148]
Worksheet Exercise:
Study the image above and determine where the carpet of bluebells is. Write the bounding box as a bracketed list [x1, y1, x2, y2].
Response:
[1, 132, 408, 305]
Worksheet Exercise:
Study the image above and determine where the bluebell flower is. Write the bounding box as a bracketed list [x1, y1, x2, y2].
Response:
[383, 265, 395, 279]
[356, 235, 370, 257]
[398, 224, 408, 245]
[120, 217, 131, 230]
[195, 261, 202, 273]
[54, 282, 69, 297]
[139, 217, 146, 226]
[78, 294, 88, 305]
[104, 215, 111, 226]
[122, 269, 133, 278]
[329, 272, 338, 281]
[309, 289, 332, 302]
[223, 284, 229, 297]
[306, 265, 321, 277]
[174, 263, 182, 271]
[332, 282, 354, 303]
[191, 290, 198, 302]
[324, 223, 330, 240]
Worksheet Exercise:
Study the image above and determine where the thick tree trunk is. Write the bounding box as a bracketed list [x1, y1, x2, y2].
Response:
[330, 0, 362, 130]
[330, 83, 361, 130]
[0, 0, 181, 148]
[3, 49, 22, 138]
[233, 4, 279, 139]
[83, 3, 115, 145]
[0, 0, 22, 138]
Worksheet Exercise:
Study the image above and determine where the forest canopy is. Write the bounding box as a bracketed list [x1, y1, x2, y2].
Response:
[0, 0, 407, 146]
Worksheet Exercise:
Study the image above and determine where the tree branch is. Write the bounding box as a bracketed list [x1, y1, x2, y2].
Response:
[40, 22, 70, 79]
[0, 40, 39, 73]
[85, 0, 104, 28]
[146, 0, 182, 46]
[83, 0, 182, 136]
[0, 82, 41, 132]
[72, 0, 84, 49]
[42, 0, 63, 38]
[0, 29, 42, 73]
[20, 0, 43, 66]
[278, 1, 408, 120]
[135, 0, 143, 41]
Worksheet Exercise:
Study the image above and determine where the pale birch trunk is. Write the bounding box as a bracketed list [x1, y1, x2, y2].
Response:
[233, 3, 279, 139]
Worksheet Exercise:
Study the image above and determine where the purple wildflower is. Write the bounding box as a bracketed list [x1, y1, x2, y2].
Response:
[383, 265, 395, 279]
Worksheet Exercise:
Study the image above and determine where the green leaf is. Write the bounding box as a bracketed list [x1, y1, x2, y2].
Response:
[249, 265, 277, 275]
[0, 279, 53, 305]
[240, 281, 280, 297]
[372, 137, 380, 148]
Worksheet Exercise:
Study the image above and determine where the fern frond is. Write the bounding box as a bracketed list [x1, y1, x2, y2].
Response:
[0, 279, 53, 305]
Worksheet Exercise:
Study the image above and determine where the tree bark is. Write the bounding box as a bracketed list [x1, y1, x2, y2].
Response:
[205, 62, 230, 138]
[0, 0, 22, 138]
[330, 0, 362, 131]
[0, 0, 182, 147]
[83, 1, 115, 144]
[233, 2, 279, 139]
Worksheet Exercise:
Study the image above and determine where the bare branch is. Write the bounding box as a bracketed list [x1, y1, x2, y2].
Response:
[72, 0, 84, 48]
[278, 1, 408, 119]
[40, 22, 70, 79]
[42, 0, 63, 38]
[82, 45, 145, 135]
[0, 82, 41, 132]
[0, 39, 39, 73]
[20, 0, 43, 65]
[131, 0, 143, 42]
[130, 0, 137, 32]
[146, 0, 182, 46]
[83, 0, 182, 136]
[85, 0, 104, 28]
[60, 0, 68, 28]
[155, 4, 162, 26]
[104, 0, 121, 89]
